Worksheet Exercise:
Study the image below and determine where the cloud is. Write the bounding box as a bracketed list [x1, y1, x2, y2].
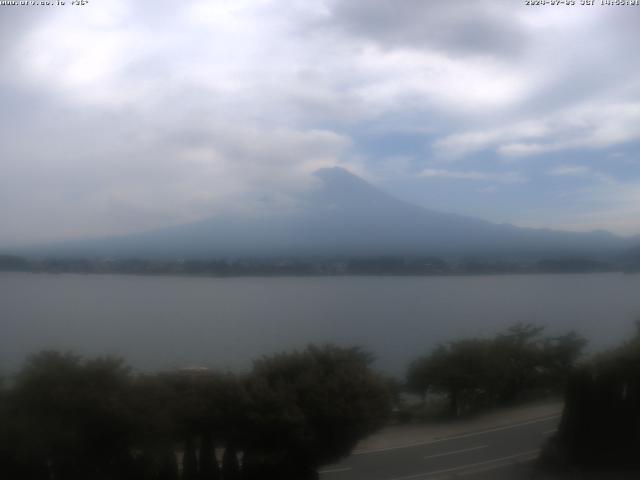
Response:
[435, 103, 640, 159]
[434, 121, 549, 158]
[0, 104, 352, 245]
[0, 0, 361, 245]
[547, 165, 592, 176]
[546, 165, 614, 184]
[2, 0, 640, 244]
[352, 46, 530, 115]
[419, 169, 527, 184]
[326, 0, 527, 58]
[515, 181, 640, 236]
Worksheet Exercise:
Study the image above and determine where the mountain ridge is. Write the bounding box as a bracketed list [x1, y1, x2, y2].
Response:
[17, 167, 635, 259]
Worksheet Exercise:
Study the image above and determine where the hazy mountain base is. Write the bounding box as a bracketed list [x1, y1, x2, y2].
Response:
[13, 168, 638, 261]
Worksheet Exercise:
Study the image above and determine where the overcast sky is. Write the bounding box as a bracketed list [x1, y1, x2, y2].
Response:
[2, 0, 640, 247]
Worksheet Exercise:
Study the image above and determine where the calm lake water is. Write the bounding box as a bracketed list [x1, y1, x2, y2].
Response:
[1, 272, 639, 376]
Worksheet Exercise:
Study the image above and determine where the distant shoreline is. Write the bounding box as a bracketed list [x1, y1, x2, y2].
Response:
[2, 253, 637, 278]
[1, 268, 635, 279]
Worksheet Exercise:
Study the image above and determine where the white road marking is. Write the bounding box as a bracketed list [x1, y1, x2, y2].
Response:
[319, 466, 352, 475]
[386, 449, 540, 480]
[542, 428, 557, 434]
[457, 453, 537, 477]
[353, 414, 560, 455]
[423, 445, 488, 460]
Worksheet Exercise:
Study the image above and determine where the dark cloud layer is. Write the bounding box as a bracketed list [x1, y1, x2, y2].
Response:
[327, 0, 527, 58]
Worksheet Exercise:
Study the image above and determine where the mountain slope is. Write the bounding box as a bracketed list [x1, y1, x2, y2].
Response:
[29, 167, 632, 259]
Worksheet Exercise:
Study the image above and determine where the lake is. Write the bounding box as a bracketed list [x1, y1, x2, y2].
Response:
[1, 272, 639, 376]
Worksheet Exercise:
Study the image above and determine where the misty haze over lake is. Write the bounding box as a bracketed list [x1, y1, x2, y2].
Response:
[2, 271, 639, 376]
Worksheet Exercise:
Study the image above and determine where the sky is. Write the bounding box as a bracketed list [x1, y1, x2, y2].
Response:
[2, 0, 640, 247]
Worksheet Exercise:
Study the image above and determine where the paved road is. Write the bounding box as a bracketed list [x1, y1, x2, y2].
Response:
[319, 414, 560, 480]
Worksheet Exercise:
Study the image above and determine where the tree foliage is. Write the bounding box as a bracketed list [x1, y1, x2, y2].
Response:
[243, 345, 391, 478]
[407, 324, 586, 416]
[548, 323, 640, 470]
[0, 345, 390, 479]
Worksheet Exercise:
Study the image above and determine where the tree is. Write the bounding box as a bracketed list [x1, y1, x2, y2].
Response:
[539, 331, 588, 391]
[221, 443, 240, 480]
[0, 345, 393, 480]
[548, 323, 640, 470]
[407, 324, 587, 417]
[492, 323, 546, 403]
[243, 345, 391, 479]
[406, 358, 431, 402]
[414, 339, 498, 416]
[8, 351, 136, 480]
[199, 432, 220, 480]
[128, 374, 182, 480]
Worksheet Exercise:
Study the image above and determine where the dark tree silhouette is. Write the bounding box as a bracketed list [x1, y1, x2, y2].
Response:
[407, 324, 586, 417]
[242, 345, 391, 478]
[221, 443, 241, 480]
[0, 345, 392, 479]
[7, 351, 136, 479]
[198, 432, 220, 480]
[183, 435, 198, 480]
[545, 324, 640, 472]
